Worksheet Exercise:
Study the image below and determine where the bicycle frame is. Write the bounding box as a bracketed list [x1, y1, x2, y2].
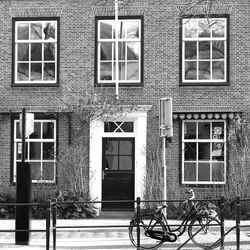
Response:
[157, 202, 199, 237]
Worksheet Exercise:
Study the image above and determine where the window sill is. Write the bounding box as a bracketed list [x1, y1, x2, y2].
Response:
[12, 83, 59, 87]
[179, 82, 229, 87]
[95, 82, 143, 87]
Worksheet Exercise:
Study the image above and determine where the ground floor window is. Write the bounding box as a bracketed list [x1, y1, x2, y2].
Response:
[13, 118, 57, 183]
[182, 120, 226, 184]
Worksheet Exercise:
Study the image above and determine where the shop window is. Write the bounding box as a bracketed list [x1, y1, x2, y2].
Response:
[182, 120, 226, 184]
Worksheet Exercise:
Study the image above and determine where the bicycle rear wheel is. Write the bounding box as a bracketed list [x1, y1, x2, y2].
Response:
[129, 214, 165, 250]
[188, 215, 221, 249]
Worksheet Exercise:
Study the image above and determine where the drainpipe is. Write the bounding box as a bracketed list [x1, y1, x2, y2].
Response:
[115, 0, 119, 100]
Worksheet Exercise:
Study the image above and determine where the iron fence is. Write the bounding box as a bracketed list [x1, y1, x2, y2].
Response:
[0, 196, 250, 249]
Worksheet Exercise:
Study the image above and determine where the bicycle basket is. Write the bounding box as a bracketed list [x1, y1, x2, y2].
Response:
[197, 203, 217, 217]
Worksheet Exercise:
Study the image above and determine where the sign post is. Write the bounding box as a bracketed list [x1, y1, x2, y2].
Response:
[15, 108, 33, 245]
[159, 98, 173, 215]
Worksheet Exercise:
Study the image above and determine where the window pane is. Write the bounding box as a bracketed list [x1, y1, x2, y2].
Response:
[184, 122, 196, 139]
[105, 140, 118, 154]
[105, 156, 118, 170]
[120, 122, 134, 132]
[212, 41, 224, 59]
[212, 142, 224, 160]
[212, 162, 224, 181]
[198, 20, 210, 37]
[100, 42, 112, 60]
[185, 42, 197, 59]
[185, 61, 197, 80]
[44, 43, 55, 61]
[114, 62, 125, 80]
[117, 42, 126, 60]
[43, 122, 55, 139]
[183, 19, 197, 38]
[198, 163, 210, 181]
[31, 43, 42, 61]
[119, 156, 132, 170]
[31, 23, 42, 40]
[127, 42, 139, 60]
[31, 63, 42, 81]
[17, 23, 29, 40]
[212, 19, 225, 37]
[16, 122, 21, 139]
[184, 162, 196, 181]
[198, 61, 210, 80]
[184, 142, 196, 160]
[198, 122, 210, 139]
[43, 142, 54, 160]
[100, 21, 112, 39]
[30, 122, 41, 139]
[17, 63, 29, 81]
[44, 63, 55, 81]
[42, 162, 54, 180]
[212, 61, 224, 80]
[198, 143, 210, 160]
[127, 62, 139, 80]
[44, 22, 56, 40]
[212, 122, 224, 139]
[126, 21, 139, 39]
[119, 141, 132, 155]
[18, 43, 29, 61]
[199, 41, 210, 59]
[100, 62, 112, 80]
[30, 142, 41, 160]
[30, 162, 41, 180]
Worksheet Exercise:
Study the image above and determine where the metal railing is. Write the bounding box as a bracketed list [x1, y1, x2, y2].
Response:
[0, 201, 51, 250]
[0, 196, 250, 249]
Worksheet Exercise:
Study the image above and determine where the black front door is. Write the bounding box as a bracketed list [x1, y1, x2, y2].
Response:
[102, 138, 134, 210]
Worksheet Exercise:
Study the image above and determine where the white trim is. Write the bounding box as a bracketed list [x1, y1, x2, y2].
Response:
[89, 107, 151, 213]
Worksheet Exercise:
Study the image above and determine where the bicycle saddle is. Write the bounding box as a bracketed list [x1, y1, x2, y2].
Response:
[156, 205, 167, 213]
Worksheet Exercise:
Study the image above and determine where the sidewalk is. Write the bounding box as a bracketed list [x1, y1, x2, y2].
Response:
[0, 219, 250, 249]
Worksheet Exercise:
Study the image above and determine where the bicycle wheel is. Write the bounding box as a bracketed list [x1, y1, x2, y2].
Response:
[129, 214, 165, 250]
[188, 215, 221, 249]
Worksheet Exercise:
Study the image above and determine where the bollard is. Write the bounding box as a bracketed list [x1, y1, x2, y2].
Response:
[219, 196, 225, 250]
[136, 197, 141, 250]
[46, 206, 50, 250]
[235, 196, 241, 250]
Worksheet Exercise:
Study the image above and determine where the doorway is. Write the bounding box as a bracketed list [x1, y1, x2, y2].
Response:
[102, 138, 135, 210]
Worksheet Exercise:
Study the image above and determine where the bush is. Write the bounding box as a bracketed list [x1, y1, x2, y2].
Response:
[56, 191, 97, 219]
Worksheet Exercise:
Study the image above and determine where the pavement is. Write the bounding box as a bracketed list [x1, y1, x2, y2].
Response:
[0, 218, 250, 250]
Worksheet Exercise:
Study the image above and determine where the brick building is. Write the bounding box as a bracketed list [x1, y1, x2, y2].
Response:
[0, 0, 249, 213]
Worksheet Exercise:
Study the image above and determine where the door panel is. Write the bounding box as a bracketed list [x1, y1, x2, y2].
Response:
[102, 138, 134, 210]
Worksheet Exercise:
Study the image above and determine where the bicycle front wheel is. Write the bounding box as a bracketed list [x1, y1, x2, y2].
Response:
[188, 215, 221, 249]
[129, 214, 165, 250]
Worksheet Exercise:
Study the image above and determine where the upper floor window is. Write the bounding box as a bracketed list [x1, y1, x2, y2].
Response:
[13, 18, 59, 86]
[13, 118, 57, 183]
[180, 15, 229, 85]
[182, 120, 226, 184]
[96, 17, 143, 86]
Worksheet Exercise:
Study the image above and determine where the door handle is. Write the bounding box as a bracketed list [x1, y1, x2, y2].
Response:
[102, 170, 106, 180]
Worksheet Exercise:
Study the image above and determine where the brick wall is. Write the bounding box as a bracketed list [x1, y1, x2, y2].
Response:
[0, 0, 249, 199]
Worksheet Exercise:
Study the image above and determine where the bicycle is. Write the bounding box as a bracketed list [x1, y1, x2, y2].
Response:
[129, 190, 221, 250]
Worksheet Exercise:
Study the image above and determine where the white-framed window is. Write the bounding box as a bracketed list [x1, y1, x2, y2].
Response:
[181, 15, 228, 84]
[97, 17, 142, 86]
[13, 18, 59, 85]
[182, 120, 226, 184]
[13, 119, 57, 183]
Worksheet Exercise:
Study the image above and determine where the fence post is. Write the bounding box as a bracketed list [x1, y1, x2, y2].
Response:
[136, 197, 141, 250]
[46, 202, 50, 250]
[52, 198, 57, 250]
[219, 196, 225, 250]
[235, 196, 241, 250]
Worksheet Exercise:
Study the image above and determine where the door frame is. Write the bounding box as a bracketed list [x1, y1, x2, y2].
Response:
[89, 106, 152, 214]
